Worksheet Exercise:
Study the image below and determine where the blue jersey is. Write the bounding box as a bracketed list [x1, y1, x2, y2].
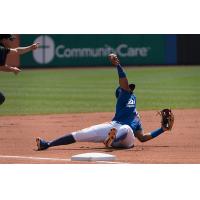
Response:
[112, 87, 142, 133]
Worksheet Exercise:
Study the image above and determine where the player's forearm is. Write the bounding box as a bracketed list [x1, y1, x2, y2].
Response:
[9, 43, 40, 55]
[15, 46, 33, 55]
[0, 65, 14, 72]
[117, 64, 130, 91]
[0, 65, 20, 73]
[135, 132, 153, 142]
[136, 128, 165, 142]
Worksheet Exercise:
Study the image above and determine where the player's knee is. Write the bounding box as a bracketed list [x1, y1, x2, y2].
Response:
[115, 131, 128, 142]
[0, 92, 5, 105]
[115, 125, 133, 142]
[120, 125, 133, 134]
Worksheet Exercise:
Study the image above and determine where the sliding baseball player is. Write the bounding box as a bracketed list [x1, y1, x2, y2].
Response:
[36, 53, 174, 150]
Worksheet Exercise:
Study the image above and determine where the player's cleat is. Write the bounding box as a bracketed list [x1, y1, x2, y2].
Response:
[36, 137, 49, 151]
[104, 128, 117, 148]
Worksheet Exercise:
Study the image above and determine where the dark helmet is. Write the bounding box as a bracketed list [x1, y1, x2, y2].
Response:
[0, 92, 5, 105]
[0, 34, 16, 41]
[115, 83, 136, 98]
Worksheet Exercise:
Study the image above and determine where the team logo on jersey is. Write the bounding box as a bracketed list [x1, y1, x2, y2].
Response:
[127, 98, 135, 108]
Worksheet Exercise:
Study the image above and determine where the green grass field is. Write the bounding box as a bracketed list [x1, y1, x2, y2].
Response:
[0, 66, 199, 116]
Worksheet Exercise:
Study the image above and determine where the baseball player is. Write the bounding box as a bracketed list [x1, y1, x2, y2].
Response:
[36, 54, 174, 150]
[0, 34, 39, 105]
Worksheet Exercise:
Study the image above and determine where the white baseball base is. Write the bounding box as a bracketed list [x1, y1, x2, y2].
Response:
[71, 152, 116, 161]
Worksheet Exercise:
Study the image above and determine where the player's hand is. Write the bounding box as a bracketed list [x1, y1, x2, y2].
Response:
[31, 42, 40, 50]
[13, 67, 21, 75]
[108, 53, 120, 66]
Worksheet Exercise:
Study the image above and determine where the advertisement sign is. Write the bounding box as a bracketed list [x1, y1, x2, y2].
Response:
[20, 34, 173, 67]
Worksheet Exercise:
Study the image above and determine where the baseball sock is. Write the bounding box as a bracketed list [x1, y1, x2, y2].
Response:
[49, 134, 76, 147]
[150, 128, 164, 138]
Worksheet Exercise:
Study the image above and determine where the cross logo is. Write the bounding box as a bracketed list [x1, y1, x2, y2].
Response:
[33, 35, 55, 64]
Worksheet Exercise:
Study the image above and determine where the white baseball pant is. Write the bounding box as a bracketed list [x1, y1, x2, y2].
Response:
[72, 121, 135, 148]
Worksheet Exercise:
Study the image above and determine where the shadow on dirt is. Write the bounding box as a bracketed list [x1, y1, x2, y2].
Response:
[33, 145, 172, 152]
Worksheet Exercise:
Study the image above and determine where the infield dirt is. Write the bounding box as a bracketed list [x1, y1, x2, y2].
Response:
[0, 109, 199, 164]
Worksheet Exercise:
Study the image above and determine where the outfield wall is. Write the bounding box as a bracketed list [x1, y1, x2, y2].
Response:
[19, 34, 177, 67]
[177, 35, 200, 65]
[8, 34, 200, 67]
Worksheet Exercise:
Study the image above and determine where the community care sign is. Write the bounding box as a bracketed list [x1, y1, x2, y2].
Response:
[20, 34, 175, 67]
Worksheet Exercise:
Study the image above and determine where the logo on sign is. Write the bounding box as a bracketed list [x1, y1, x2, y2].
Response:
[32, 35, 151, 65]
[33, 35, 55, 64]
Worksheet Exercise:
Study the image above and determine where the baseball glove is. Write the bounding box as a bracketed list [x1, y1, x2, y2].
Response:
[158, 109, 174, 131]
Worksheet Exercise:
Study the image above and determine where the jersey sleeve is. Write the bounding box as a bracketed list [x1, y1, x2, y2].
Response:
[0, 46, 10, 66]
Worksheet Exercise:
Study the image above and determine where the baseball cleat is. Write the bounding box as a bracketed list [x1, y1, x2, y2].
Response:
[36, 137, 49, 151]
[104, 128, 117, 148]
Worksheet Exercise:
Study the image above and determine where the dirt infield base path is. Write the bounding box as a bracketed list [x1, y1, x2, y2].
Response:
[0, 109, 200, 164]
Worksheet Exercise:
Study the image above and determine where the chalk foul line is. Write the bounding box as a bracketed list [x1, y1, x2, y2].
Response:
[0, 155, 127, 164]
[0, 155, 70, 162]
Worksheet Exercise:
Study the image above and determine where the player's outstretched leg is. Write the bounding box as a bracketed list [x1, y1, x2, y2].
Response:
[36, 123, 114, 150]
[36, 134, 76, 151]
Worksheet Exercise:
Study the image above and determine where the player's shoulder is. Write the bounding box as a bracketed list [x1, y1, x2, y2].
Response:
[0, 44, 10, 54]
[117, 87, 133, 99]
[0, 44, 6, 51]
[115, 87, 127, 97]
[120, 87, 133, 94]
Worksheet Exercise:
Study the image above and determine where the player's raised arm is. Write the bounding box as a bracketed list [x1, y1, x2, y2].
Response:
[108, 54, 130, 91]
[9, 42, 40, 55]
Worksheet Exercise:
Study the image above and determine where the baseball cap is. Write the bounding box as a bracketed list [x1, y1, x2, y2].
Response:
[0, 34, 16, 41]
[129, 83, 135, 91]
